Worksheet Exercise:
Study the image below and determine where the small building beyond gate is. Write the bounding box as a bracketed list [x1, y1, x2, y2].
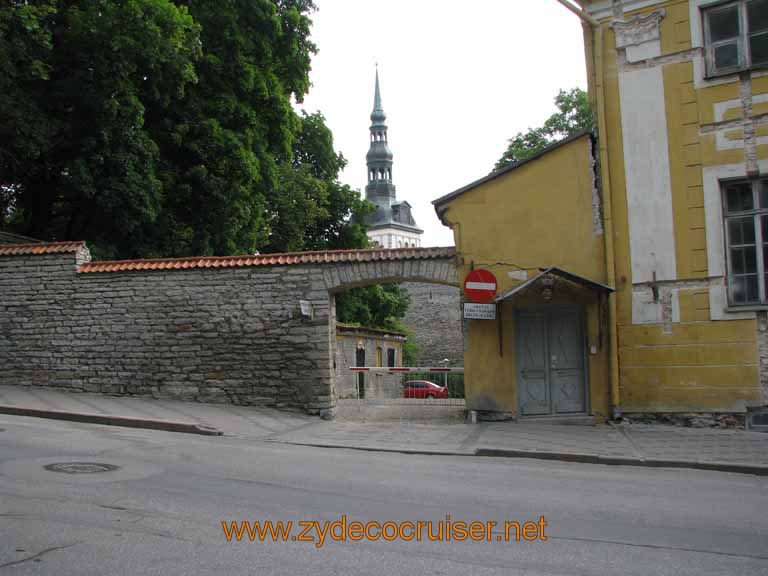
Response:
[335, 324, 407, 400]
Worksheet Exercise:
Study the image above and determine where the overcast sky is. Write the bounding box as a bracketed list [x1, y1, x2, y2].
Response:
[297, 0, 588, 247]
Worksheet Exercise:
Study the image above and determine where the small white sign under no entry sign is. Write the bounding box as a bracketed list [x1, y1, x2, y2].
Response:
[463, 303, 496, 320]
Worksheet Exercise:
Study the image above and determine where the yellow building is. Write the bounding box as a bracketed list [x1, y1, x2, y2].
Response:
[434, 0, 768, 421]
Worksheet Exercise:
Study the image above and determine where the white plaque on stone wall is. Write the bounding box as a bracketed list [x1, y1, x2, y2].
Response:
[463, 303, 496, 320]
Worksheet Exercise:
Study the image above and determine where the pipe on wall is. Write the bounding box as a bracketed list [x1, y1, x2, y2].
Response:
[555, 0, 622, 418]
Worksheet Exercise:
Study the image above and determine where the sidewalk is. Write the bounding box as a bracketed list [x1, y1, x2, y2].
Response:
[1, 385, 767, 475]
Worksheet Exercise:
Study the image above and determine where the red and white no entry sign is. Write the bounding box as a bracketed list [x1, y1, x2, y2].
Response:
[464, 268, 498, 303]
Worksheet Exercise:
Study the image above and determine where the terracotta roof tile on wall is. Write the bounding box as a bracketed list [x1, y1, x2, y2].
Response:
[0, 241, 86, 256]
[78, 246, 456, 274]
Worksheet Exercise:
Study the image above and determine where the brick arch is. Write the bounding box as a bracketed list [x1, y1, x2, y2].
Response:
[323, 247, 459, 418]
[320, 247, 459, 292]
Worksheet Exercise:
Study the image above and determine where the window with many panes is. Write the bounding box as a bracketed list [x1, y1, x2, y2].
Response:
[723, 178, 768, 305]
[703, 0, 768, 76]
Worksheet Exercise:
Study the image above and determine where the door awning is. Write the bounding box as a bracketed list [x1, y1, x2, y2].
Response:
[494, 267, 614, 302]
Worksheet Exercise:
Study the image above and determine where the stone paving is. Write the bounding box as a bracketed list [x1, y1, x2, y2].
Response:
[0, 385, 313, 439]
[477, 422, 634, 458]
[624, 424, 768, 465]
[1, 385, 767, 471]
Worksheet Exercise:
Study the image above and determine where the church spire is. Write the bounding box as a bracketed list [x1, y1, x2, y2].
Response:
[366, 67, 393, 190]
[363, 67, 422, 245]
[371, 67, 385, 123]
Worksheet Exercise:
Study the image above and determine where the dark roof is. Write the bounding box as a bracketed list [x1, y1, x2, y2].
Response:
[495, 267, 613, 302]
[366, 201, 423, 233]
[336, 323, 407, 338]
[432, 130, 595, 216]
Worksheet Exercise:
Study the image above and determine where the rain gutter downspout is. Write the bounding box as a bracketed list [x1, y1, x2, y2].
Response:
[555, 0, 621, 419]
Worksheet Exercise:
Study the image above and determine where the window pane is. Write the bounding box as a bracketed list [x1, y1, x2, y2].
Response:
[765, 272, 768, 301]
[747, 275, 760, 301]
[745, 246, 757, 272]
[725, 182, 754, 212]
[729, 217, 744, 244]
[764, 242, 768, 273]
[751, 32, 768, 63]
[730, 246, 757, 273]
[709, 6, 741, 42]
[733, 248, 745, 273]
[743, 218, 756, 243]
[714, 42, 741, 69]
[731, 275, 760, 303]
[728, 215, 755, 245]
[749, 0, 768, 33]
[761, 181, 768, 208]
[731, 276, 747, 303]
[732, 247, 746, 273]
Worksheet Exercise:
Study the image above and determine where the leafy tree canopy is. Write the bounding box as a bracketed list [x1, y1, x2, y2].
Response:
[336, 284, 410, 331]
[336, 283, 419, 364]
[263, 112, 373, 253]
[0, 0, 408, 345]
[495, 88, 593, 171]
[0, 0, 370, 259]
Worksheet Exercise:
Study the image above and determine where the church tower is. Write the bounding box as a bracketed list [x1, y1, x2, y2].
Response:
[364, 69, 422, 248]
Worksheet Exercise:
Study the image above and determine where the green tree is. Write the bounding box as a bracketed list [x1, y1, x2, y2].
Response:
[144, 0, 320, 258]
[1, 0, 201, 257]
[495, 88, 593, 171]
[336, 284, 410, 331]
[336, 282, 416, 359]
[0, 0, 409, 340]
[399, 327, 421, 366]
[0, 0, 338, 259]
[263, 112, 373, 253]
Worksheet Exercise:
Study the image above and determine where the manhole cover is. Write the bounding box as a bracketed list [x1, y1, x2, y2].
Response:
[44, 462, 120, 474]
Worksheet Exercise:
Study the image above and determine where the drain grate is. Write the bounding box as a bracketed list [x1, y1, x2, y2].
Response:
[44, 462, 120, 474]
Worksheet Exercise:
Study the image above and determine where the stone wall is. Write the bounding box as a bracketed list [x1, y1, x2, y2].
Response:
[402, 282, 464, 366]
[0, 243, 457, 416]
[0, 246, 334, 415]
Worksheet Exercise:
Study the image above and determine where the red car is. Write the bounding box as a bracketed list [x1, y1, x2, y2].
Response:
[402, 380, 449, 399]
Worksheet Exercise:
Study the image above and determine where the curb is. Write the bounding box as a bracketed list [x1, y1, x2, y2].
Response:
[267, 440, 768, 476]
[264, 439, 473, 458]
[474, 448, 768, 476]
[0, 405, 223, 436]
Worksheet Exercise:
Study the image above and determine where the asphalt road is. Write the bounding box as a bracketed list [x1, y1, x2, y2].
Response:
[1, 414, 767, 576]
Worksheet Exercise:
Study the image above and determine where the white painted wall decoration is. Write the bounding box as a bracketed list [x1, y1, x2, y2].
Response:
[712, 94, 768, 151]
[369, 228, 422, 249]
[613, 10, 679, 287]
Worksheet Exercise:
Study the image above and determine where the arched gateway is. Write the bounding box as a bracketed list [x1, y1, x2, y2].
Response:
[0, 242, 457, 418]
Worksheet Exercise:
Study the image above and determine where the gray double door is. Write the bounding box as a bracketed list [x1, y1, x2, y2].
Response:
[517, 308, 587, 416]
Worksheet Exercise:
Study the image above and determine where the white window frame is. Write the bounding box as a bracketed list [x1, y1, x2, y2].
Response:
[703, 0, 768, 77]
[722, 177, 768, 306]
